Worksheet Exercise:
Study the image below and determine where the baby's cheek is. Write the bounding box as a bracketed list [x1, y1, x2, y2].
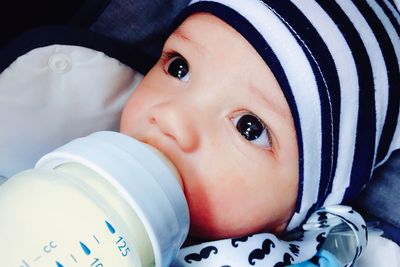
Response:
[179, 152, 276, 238]
[184, 183, 264, 239]
[184, 183, 213, 233]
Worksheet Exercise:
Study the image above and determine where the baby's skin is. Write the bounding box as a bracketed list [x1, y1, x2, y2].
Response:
[120, 13, 299, 239]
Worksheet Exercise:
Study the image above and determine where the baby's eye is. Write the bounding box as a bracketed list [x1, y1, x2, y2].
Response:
[232, 113, 271, 148]
[165, 54, 190, 82]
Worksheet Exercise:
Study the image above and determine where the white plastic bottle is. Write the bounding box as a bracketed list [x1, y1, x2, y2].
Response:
[0, 131, 189, 267]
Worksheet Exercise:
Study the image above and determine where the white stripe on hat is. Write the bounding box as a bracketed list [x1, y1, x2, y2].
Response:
[367, 0, 400, 91]
[365, 0, 400, 165]
[287, 0, 360, 227]
[335, 0, 388, 172]
[383, 0, 400, 24]
[394, 0, 400, 12]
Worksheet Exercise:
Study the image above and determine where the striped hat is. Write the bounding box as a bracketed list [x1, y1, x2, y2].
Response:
[176, 0, 400, 229]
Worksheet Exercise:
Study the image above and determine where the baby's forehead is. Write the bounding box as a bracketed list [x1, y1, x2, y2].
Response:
[193, 16, 290, 99]
[171, 13, 243, 46]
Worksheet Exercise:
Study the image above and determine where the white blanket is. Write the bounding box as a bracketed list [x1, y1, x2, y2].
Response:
[357, 235, 400, 266]
[0, 44, 142, 178]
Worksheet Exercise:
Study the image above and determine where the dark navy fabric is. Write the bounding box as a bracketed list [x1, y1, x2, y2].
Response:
[0, 0, 189, 68]
[89, 0, 191, 59]
[70, 0, 111, 27]
[353, 149, 400, 245]
[0, 0, 87, 47]
[0, 26, 155, 75]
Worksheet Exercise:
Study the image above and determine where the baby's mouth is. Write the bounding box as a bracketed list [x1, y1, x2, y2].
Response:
[136, 136, 185, 189]
[119, 129, 186, 190]
[144, 142, 183, 189]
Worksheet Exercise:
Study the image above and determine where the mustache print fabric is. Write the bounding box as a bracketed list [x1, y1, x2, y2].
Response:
[172, 205, 367, 267]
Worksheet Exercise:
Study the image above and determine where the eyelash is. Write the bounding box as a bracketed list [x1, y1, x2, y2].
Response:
[160, 51, 186, 70]
[161, 51, 178, 65]
[161, 51, 190, 82]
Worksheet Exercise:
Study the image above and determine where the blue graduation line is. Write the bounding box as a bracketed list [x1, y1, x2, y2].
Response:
[105, 220, 116, 234]
[56, 261, 64, 267]
[80, 241, 91, 255]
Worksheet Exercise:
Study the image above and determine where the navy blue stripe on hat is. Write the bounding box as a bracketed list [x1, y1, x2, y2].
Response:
[260, 0, 341, 218]
[317, 0, 376, 203]
[389, 0, 398, 8]
[362, 0, 400, 165]
[180, 0, 306, 213]
[377, 0, 400, 36]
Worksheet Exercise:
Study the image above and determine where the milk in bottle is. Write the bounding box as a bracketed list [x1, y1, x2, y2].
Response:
[0, 131, 189, 267]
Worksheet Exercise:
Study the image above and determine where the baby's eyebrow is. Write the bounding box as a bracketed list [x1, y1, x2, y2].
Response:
[172, 28, 192, 43]
[171, 27, 208, 55]
[248, 84, 292, 123]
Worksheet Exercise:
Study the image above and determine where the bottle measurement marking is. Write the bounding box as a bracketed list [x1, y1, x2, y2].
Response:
[105, 220, 116, 234]
[21, 221, 118, 267]
[93, 235, 100, 244]
[90, 258, 103, 267]
[70, 254, 78, 263]
[80, 242, 91, 255]
[43, 241, 57, 253]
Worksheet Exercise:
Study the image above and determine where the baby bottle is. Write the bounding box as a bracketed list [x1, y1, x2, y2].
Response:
[0, 131, 189, 267]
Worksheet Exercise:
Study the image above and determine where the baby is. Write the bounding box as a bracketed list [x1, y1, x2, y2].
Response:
[120, 0, 400, 242]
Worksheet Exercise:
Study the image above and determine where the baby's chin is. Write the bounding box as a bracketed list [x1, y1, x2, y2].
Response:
[189, 223, 251, 240]
[188, 223, 265, 241]
[188, 212, 285, 240]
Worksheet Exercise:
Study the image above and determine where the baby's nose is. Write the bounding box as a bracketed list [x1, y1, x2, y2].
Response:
[148, 101, 200, 152]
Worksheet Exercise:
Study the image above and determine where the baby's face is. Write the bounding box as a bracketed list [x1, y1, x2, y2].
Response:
[121, 13, 299, 239]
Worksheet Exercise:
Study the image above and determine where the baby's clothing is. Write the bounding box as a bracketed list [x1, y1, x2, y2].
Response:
[172, 205, 367, 266]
